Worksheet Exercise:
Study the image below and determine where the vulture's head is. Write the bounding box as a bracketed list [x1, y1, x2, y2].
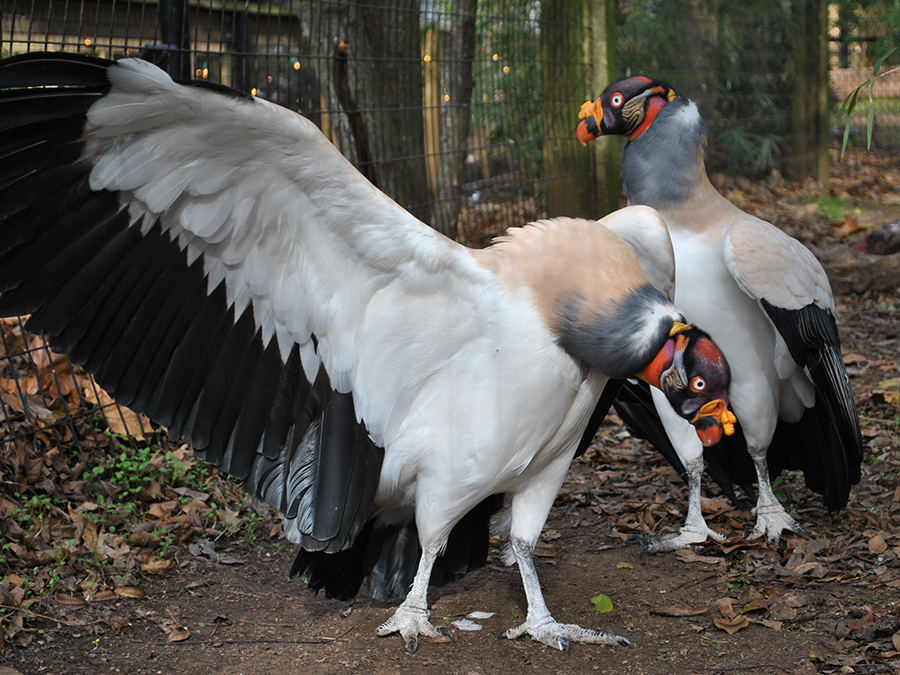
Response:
[639, 322, 735, 447]
[576, 76, 677, 144]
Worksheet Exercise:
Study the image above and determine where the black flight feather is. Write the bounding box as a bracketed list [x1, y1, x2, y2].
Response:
[760, 299, 862, 509]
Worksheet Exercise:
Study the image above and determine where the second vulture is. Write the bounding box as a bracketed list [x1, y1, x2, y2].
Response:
[577, 76, 863, 551]
[0, 54, 737, 653]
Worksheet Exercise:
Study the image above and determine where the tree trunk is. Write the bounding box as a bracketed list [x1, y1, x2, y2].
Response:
[156, 0, 191, 80]
[298, 0, 431, 223]
[541, 0, 593, 218]
[791, 0, 829, 181]
[682, 0, 719, 133]
[431, 0, 478, 238]
[589, 0, 618, 216]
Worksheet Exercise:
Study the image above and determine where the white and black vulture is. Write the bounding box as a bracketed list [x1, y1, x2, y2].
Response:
[576, 76, 863, 552]
[0, 54, 737, 653]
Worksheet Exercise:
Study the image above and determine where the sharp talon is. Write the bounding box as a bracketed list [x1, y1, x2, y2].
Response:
[620, 636, 635, 648]
[558, 636, 570, 653]
[437, 626, 456, 642]
[626, 533, 644, 544]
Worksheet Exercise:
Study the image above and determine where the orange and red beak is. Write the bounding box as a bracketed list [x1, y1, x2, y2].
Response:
[577, 99, 602, 145]
[691, 400, 737, 447]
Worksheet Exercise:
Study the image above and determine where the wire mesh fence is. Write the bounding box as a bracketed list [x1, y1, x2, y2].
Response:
[617, 0, 900, 177]
[0, 0, 898, 456]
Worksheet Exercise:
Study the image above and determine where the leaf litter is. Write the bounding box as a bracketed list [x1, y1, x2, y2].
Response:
[0, 145, 898, 673]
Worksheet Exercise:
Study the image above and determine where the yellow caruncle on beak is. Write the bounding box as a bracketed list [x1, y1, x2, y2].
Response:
[578, 99, 597, 121]
[668, 321, 690, 336]
[691, 400, 737, 436]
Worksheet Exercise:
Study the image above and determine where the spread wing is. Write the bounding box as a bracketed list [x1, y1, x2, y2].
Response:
[0, 52, 495, 550]
[723, 217, 862, 505]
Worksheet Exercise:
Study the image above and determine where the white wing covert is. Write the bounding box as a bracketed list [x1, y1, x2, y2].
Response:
[86, 58, 486, 398]
[723, 217, 835, 379]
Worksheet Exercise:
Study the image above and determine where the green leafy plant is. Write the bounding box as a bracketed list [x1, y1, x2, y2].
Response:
[837, 47, 898, 158]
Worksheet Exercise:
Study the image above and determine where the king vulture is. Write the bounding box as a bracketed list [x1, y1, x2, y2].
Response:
[577, 76, 863, 551]
[0, 53, 737, 653]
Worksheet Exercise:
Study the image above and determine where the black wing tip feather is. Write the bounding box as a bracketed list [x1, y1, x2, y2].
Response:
[292, 494, 503, 603]
[0, 51, 115, 91]
[1, 51, 254, 104]
[760, 299, 863, 507]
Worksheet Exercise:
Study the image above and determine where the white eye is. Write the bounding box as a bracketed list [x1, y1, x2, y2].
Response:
[610, 93, 624, 108]
[691, 376, 707, 392]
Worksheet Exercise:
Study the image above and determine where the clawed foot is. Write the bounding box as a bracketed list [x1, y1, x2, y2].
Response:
[501, 618, 632, 652]
[745, 503, 813, 544]
[376, 604, 455, 655]
[630, 523, 727, 554]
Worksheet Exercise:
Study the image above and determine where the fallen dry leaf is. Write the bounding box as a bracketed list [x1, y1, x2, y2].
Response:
[67, 503, 98, 551]
[166, 627, 190, 643]
[714, 615, 750, 634]
[675, 549, 722, 564]
[716, 597, 736, 620]
[868, 534, 888, 554]
[54, 593, 86, 609]
[90, 589, 118, 602]
[114, 587, 146, 599]
[533, 541, 560, 558]
[83, 385, 150, 440]
[616, 562, 634, 569]
[650, 606, 710, 617]
[749, 617, 783, 630]
[849, 612, 874, 631]
[791, 561, 826, 578]
[140, 558, 177, 575]
[148, 501, 180, 520]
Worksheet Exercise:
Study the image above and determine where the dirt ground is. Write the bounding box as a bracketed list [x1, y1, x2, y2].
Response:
[2, 147, 900, 675]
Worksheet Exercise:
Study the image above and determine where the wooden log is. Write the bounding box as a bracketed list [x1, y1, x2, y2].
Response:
[812, 244, 900, 296]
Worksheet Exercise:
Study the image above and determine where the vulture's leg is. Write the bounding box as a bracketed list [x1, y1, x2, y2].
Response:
[635, 390, 726, 553]
[746, 449, 812, 543]
[638, 455, 727, 553]
[501, 538, 632, 651]
[375, 541, 454, 654]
